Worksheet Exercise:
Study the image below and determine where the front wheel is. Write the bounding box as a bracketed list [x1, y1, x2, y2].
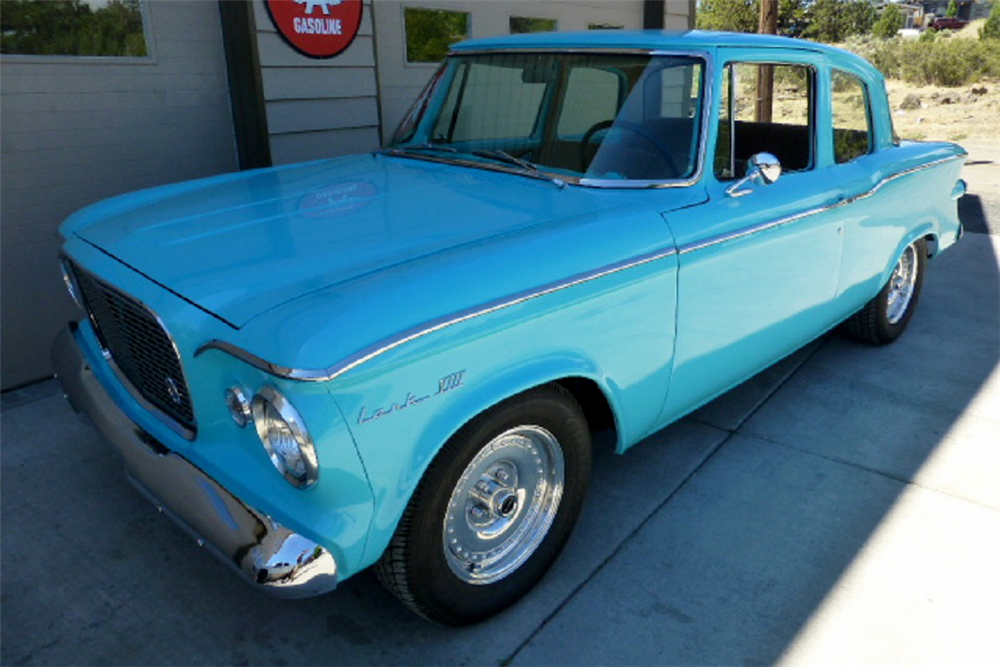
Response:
[843, 238, 927, 345]
[375, 385, 591, 625]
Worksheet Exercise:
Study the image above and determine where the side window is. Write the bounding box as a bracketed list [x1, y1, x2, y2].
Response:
[832, 70, 872, 164]
[557, 67, 621, 138]
[715, 62, 813, 180]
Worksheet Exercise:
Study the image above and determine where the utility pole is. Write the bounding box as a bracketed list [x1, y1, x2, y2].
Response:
[756, 0, 778, 122]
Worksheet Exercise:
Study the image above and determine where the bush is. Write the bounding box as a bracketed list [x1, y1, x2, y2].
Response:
[982, 2, 1000, 41]
[842, 35, 902, 78]
[899, 35, 1000, 86]
[873, 3, 903, 39]
[842, 32, 1000, 86]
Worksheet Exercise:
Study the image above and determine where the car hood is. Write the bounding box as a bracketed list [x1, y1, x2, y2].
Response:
[66, 154, 700, 327]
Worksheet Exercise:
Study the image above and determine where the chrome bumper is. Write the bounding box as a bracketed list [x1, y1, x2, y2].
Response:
[51, 323, 338, 598]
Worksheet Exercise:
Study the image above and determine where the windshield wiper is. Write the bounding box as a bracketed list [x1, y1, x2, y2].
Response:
[382, 143, 457, 155]
[471, 150, 566, 188]
[472, 149, 538, 171]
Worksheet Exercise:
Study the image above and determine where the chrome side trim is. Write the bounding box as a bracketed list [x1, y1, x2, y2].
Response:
[679, 153, 967, 256]
[197, 246, 679, 382]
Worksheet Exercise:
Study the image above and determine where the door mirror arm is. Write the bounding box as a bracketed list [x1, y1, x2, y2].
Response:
[726, 152, 782, 198]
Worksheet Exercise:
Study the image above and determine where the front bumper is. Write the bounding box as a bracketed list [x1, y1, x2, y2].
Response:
[52, 323, 338, 598]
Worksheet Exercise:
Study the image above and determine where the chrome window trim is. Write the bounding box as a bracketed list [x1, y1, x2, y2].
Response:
[389, 49, 712, 190]
[196, 246, 679, 382]
[67, 258, 196, 440]
[679, 152, 967, 255]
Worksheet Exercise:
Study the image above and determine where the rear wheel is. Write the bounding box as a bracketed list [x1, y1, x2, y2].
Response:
[843, 238, 927, 345]
[375, 385, 591, 625]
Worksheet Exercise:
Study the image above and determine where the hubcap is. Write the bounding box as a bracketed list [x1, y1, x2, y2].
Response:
[886, 243, 919, 325]
[443, 425, 565, 585]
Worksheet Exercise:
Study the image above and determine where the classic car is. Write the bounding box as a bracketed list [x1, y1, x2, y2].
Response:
[52, 30, 967, 625]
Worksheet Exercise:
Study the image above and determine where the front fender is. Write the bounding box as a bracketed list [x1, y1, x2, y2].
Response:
[347, 352, 621, 570]
[329, 247, 676, 571]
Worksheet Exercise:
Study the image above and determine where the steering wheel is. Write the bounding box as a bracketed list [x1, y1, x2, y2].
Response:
[579, 119, 680, 176]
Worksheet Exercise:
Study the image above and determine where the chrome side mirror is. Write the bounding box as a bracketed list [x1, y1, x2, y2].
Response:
[726, 152, 782, 198]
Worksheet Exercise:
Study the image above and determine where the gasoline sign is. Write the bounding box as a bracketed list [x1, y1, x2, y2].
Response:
[265, 0, 364, 59]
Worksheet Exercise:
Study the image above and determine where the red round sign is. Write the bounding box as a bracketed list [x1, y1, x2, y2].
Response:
[265, 0, 363, 59]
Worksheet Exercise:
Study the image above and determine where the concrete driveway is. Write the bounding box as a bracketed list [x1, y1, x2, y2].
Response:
[2, 189, 998, 665]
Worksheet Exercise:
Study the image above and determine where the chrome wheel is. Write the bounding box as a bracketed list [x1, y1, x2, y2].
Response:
[443, 425, 565, 585]
[886, 243, 919, 324]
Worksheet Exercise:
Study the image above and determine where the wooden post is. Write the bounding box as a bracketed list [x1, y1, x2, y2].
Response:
[756, 0, 778, 123]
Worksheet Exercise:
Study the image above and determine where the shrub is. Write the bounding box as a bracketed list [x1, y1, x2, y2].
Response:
[982, 2, 1000, 41]
[842, 32, 1000, 86]
[873, 3, 903, 39]
[898, 35, 1000, 85]
[842, 35, 902, 78]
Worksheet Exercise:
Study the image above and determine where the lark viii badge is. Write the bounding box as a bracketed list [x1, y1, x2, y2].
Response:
[265, 0, 363, 59]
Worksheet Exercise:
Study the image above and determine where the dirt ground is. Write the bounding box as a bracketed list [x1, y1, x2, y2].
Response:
[887, 78, 1000, 143]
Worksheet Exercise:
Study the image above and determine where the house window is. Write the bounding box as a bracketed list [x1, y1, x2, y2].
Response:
[0, 0, 148, 57]
[509, 16, 557, 34]
[831, 69, 872, 164]
[404, 7, 469, 63]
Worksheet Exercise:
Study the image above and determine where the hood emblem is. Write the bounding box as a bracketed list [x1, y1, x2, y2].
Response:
[165, 377, 183, 405]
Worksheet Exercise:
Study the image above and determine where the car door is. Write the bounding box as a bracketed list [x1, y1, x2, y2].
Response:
[655, 49, 847, 426]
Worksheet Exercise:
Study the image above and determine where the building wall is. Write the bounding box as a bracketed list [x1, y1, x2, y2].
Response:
[372, 0, 693, 140]
[251, 0, 382, 163]
[0, 0, 238, 390]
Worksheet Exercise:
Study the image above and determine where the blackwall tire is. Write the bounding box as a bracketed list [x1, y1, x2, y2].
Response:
[375, 384, 591, 625]
[843, 238, 927, 345]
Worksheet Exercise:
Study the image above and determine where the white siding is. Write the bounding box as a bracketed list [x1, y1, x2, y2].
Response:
[251, 0, 381, 166]
[0, 0, 238, 389]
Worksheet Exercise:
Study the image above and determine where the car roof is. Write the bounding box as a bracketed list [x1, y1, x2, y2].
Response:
[454, 29, 836, 55]
[451, 30, 874, 73]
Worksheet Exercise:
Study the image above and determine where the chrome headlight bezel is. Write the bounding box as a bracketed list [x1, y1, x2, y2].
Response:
[251, 386, 319, 489]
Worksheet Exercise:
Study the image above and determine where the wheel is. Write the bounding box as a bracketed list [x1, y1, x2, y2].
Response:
[375, 384, 591, 625]
[579, 119, 679, 175]
[843, 238, 927, 345]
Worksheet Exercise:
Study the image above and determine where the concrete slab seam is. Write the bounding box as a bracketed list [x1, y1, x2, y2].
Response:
[500, 335, 829, 665]
[741, 431, 1000, 512]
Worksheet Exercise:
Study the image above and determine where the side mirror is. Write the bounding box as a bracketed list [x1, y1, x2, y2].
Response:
[726, 152, 782, 197]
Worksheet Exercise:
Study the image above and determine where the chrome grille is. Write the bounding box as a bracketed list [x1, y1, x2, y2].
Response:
[71, 263, 196, 432]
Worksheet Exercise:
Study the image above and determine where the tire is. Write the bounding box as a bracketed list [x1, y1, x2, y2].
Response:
[842, 238, 927, 345]
[375, 384, 591, 625]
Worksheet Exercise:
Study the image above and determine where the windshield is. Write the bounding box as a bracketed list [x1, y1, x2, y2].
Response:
[388, 52, 705, 184]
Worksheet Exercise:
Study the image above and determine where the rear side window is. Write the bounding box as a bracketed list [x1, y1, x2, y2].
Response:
[715, 62, 814, 180]
[832, 70, 872, 164]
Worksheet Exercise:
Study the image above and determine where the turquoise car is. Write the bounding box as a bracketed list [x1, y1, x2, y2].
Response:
[52, 31, 967, 625]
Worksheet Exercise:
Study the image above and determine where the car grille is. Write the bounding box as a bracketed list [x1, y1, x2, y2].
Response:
[70, 263, 196, 433]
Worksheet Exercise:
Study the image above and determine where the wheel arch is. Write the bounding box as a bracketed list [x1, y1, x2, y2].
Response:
[357, 358, 623, 569]
[877, 227, 934, 288]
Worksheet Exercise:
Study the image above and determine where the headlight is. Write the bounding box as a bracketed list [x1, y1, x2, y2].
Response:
[60, 257, 83, 309]
[251, 386, 319, 488]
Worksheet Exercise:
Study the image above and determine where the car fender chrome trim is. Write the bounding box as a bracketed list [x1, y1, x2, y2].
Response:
[679, 152, 967, 256]
[196, 246, 678, 382]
